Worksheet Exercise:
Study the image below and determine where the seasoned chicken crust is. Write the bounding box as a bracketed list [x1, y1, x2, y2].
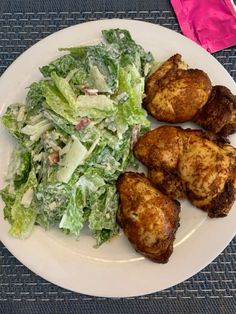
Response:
[193, 85, 236, 137]
[116, 172, 180, 263]
[144, 54, 212, 123]
[134, 126, 236, 217]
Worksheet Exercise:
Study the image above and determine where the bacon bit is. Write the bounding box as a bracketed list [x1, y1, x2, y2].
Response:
[48, 151, 60, 165]
[79, 85, 98, 96]
[75, 117, 90, 131]
[130, 125, 141, 149]
[84, 88, 98, 96]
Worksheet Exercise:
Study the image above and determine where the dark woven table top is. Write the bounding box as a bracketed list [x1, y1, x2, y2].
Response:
[0, 1, 236, 313]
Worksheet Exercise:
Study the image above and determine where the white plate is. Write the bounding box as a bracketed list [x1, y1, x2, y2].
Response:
[0, 19, 235, 298]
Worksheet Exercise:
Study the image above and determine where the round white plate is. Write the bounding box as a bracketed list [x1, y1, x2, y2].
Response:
[0, 19, 235, 298]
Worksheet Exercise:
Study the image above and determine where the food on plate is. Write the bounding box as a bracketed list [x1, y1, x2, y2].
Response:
[193, 85, 236, 137]
[134, 126, 236, 218]
[148, 168, 186, 200]
[116, 172, 180, 263]
[0, 29, 154, 245]
[144, 54, 212, 123]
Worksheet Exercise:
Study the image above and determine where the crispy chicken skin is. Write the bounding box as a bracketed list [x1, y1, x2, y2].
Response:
[148, 168, 186, 199]
[116, 172, 180, 263]
[144, 54, 212, 123]
[193, 85, 236, 137]
[134, 126, 236, 218]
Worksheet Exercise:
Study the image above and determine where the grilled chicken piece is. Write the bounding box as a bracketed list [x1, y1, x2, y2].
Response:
[116, 172, 180, 263]
[193, 85, 236, 137]
[144, 54, 212, 123]
[134, 126, 236, 218]
[148, 168, 186, 199]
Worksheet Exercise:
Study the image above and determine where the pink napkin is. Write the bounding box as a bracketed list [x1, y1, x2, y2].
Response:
[171, 0, 236, 53]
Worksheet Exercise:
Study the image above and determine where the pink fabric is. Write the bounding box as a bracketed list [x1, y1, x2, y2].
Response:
[171, 0, 236, 53]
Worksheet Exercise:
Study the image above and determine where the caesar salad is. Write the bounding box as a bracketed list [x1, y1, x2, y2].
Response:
[0, 29, 153, 246]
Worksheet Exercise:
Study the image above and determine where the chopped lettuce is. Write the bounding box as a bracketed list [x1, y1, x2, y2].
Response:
[21, 117, 52, 143]
[89, 185, 118, 236]
[51, 71, 77, 108]
[76, 95, 116, 119]
[60, 43, 119, 94]
[35, 182, 73, 229]
[102, 28, 153, 75]
[30, 128, 69, 184]
[57, 136, 88, 183]
[43, 109, 75, 135]
[40, 54, 79, 78]
[117, 65, 150, 129]
[59, 188, 84, 237]
[1, 103, 27, 141]
[0, 186, 15, 224]
[0, 28, 153, 244]
[7, 145, 31, 190]
[40, 80, 77, 123]
[26, 82, 45, 116]
[8, 168, 38, 239]
[75, 122, 100, 148]
[0, 144, 32, 227]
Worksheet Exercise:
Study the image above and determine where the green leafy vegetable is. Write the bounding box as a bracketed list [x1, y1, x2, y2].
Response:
[40, 54, 79, 78]
[51, 71, 78, 108]
[57, 136, 88, 183]
[0, 186, 15, 224]
[117, 65, 150, 129]
[102, 28, 153, 74]
[89, 185, 118, 237]
[9, 167, 38, 239]
[21, 116, 52, 143]
[76, 95, 116, 119]
[35, 182, 73, 229]
[10, 145, 31, 190]
[26, 82, 45, 116]
[1, 103, 27, 141]
[40, 80, 77, 123]
[60, 43, 119, 93]
[0, 28, 153, 244]
[43, 109, 75, 135]
[59, 187, 84, 237]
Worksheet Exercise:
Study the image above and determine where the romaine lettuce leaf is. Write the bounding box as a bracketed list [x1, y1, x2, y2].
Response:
[77, 170, 106, 194]
[62, 169, 107, 232]
[26, 82, 45, 116]
[51, 71, 77, 108]
[102, 28, 153, 75]
[9, 167, 38, 239]
[21, 117, 52, 143]
[115, 65, 150, 133]
[1, 103, 27, 141]
[75, 122, 100, 148]
[68, 63, 88, 87]
[89, 184, 119, 245]
[59, 185, 84, 237]
[115, 105, 129, 139]
[40, 80, 76, 123]
[43, 109, 75, 135]
[57, 136, 88, 183]
[40, 55, 79, 78]
[35, 182, 73, 229]
[0, 186, 15, 224]
[7, 145, 31, 190]
[51, 71, 117, 119]
[60, 43, 119, 93]
[76, 95, 116, 119]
